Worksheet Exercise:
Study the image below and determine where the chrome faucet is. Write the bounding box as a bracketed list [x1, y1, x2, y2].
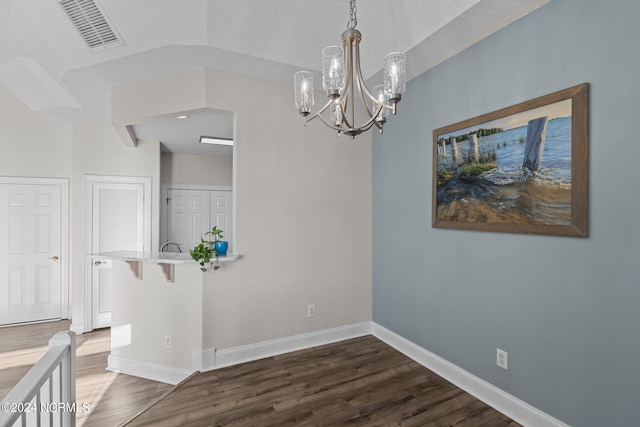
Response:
[160, 241, 182, 253]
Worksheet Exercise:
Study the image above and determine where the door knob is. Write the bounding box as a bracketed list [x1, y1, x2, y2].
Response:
[95, 260, 102, 266]
[50, 256, 59, 261]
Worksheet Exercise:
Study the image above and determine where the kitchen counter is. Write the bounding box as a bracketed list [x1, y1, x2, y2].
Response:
[92, 250, 240, 384]
[90, 250, 239, 264]
[90, 251, 239, 281]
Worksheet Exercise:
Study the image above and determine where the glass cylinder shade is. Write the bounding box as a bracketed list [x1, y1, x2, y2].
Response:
[294, 71, 314, 116]
[372, 84, 389, 119]
[330, 102, 343, 127]
[383, 52, 406, 100]
[322, 46, 345, 98]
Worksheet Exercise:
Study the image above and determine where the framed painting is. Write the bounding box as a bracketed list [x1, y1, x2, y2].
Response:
[432, 83, 588, 237]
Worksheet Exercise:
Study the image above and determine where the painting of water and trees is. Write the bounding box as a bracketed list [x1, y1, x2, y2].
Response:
[432, 84, 588, 237]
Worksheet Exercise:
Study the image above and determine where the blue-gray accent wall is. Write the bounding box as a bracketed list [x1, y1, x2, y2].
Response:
[372, 1, 640, 426]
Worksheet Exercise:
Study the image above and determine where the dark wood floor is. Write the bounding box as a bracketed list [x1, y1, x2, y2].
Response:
[125, 336, 521, 427]
[1, 321, 521, 427]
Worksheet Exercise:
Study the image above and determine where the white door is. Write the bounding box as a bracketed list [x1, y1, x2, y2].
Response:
[165, 188, 232, 254]
[167, 189, 210, 253]
[210, 191, 233, 253]
[87, 177, 150, 330]
[0, 184, 62, 325]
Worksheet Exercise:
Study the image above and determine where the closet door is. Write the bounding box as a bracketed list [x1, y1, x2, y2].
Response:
[165, 188, 233, 254]
[0, 183, 62, 325]
[167, 189, 210, 253]
[210, 191, 233, 253]
[88, 177, 150, 330]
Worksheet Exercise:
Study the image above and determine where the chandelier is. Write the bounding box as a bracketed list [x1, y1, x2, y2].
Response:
[294, 0, 406, 138]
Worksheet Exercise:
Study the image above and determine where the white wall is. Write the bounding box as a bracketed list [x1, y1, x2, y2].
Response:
[110, 261, 203, 372]
[70, 117, 161, 332]
[112, 69, 372, 352]
[161, 152, 232, 186]
[0, 82, 73, 319]
[2, 65, 371, 360]
[0, 81, 162, 332]
[0, 83, 72, 177]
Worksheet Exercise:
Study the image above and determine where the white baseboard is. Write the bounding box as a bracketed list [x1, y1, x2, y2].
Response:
[107, 323, 370, 383]
[192, 348, 216, 372]
[107, 354, 193, 385]
[108, 320, 566, 426]
[372, 322, 569, 427]
[209, 321, 371, 371]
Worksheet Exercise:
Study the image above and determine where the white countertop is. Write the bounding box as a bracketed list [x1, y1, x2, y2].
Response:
[90, 251, 239, 264]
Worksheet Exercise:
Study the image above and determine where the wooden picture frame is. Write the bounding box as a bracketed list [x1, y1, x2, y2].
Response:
[432, 83, 588, 237]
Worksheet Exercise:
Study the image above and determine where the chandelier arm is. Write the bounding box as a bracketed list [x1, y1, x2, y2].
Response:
[314, 103, 381, 135]
[352, 114, 379, 132]
[349, 39, 357, 128]
[317, 114, 366, 132]
[305, 96, 361, 132]
[354, 70, 388, 130]
[344, 109, 381, 134]
[311, 97, 381, 134]
[316, 112, 349, 132]
[353, 41, 375, 119]
[343, 33, 390, 132]
[355, 73, 374, 119]
[340, 95, 354, 129]
[353, 44, 396, 114]
[304, 97, 335, 124]
[343, 35, 356, 126]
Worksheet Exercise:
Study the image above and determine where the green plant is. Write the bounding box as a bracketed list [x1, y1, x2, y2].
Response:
[190, 239, 214, 267]
[205, 226, 224, 242]
[459, 162, 496, 181]
[190, 226, 225, 267]
[437, 167, 454, 187]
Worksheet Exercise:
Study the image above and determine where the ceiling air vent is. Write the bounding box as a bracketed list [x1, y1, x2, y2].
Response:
[58, 0, 124, 50]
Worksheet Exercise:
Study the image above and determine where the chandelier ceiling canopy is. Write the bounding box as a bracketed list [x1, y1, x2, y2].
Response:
[294, 0, 406, 138]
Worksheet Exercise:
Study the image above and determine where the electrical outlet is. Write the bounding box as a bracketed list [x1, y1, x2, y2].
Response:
[497, 348, 508, 370]
[307, 304, 316, 318]
[165, 336, 172, 349]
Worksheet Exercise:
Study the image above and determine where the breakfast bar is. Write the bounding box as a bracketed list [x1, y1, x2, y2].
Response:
[89, 251, 239, 384]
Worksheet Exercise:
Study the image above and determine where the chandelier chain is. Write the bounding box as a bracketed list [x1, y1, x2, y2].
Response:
[347, 0, 358, 29]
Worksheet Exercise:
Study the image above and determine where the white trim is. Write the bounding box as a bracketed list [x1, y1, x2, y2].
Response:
[84, 175, 152, 332]
[371, 322, 570, 427]
[107, 354, 192, 385]
[161, 183, 233, 193]
[0, 177, 70, 323]
[232, 111, 238, 254]
[109, 322, 370, 383]
[210, 321, 371, 371]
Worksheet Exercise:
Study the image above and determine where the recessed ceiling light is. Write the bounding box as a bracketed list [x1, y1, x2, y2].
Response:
[176, 115, 189, 119]
[200, 136, 233, 146]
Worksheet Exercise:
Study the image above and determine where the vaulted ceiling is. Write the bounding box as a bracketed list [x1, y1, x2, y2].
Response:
[0, 0, 549, 153]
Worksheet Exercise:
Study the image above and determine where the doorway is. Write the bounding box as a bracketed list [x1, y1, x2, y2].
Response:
[85, 175, 151, 330]
[0, 177, 69, 325]
[161, 185, 233, 254]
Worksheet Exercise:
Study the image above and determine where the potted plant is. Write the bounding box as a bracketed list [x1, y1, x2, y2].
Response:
[189, 226, 227, 271]
[207, 226, 228, 257]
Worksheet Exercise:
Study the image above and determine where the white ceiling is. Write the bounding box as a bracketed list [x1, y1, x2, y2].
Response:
[0, 0, 550, 154]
